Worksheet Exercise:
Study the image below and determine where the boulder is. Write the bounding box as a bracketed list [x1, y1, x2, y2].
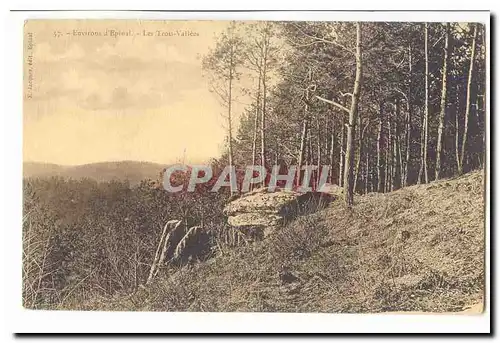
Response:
[224, 189, 307, 217]
[224, 187, 336, 236]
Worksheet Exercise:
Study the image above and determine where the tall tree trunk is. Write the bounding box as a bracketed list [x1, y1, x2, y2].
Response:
[420, 22, 430, 184]
[316, 114, 322, 189]
[298, 111, 309, 187]
[227, 48, 235, 193]
[251, 71, 262, 166]
[250, 73, 262, 191]
[260, 90, 266, 178]
[329, 119, 336, 184]
[354, 115, 370, 192]
[476, 90, 483, 169]
[459, 23, 478, 175]
[353, 113, 362, 192]
[260, 36, 269, 186]
[365, 153, 369, 194]
[393, 100, 401, 191]
[392, 106, 399, 191]
[435, 23, 451, 180]
[398, 133, 403, 188]
[377, 102, 384, 192]
[339, 118, 345, 187]
[344, 22, 363, 207]
[307, 126, 313, 164]
[275, 138, 279, 165]
[385, 114, 392, 193]
[455, 83, 462, 173]
[403, 45, 412, 187]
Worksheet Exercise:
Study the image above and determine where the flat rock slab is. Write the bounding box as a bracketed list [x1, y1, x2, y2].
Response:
[224, 188, 336, 232]
[224, 189, 310, 217]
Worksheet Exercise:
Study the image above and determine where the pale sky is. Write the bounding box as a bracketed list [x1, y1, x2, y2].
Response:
[23, 20, 247, 165]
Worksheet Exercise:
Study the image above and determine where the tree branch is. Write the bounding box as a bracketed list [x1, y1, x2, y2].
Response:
[393, 88, 409, 102]
[432, 33, 446, 48]
[291, 23, 355, 56]
[315, 95, 350, 113]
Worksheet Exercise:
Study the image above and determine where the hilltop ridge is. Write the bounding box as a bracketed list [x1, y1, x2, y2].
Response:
[23, 161, 168, 185]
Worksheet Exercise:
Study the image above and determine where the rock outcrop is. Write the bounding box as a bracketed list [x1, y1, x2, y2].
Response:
[223, 187, 337, 237]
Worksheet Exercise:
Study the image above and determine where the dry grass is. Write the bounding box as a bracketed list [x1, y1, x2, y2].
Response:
[89, 170, 485, 313]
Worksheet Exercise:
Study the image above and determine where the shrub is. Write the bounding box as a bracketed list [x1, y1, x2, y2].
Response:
[22, 176, 228, 309]
[270, 215, 329, 264]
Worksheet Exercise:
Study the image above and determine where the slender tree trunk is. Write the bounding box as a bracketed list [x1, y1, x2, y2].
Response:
[275, 138, 279, 166]
[403, 45, 412, 187]
[455, 84, 462, 172]
[365, 153, 369, 194]
[260, 93, 266, 177]
[435, 23, 451, 180]
[421, 22, 430, 184]
[251, 109, 259, 166]
[251, 71, 262, 167]
[307, 126, 313, 165]
[298, 110, 309, 187]
[353, 114, 362, 192]
[398, 134, 403, 188]
[329, 119, 336, 183]
[459, 23, 478, 175]
[385, 114, 392, 193]
[344, 22, 363, 207]
[403, 45, 413, 187]
[354, 116, 370, 192]
[377, 102, 384, 192]
[260, 37, 269, 186]
[392, 104, 400, 191]
[339, 118, 345, 186]
[316, 114, 322, 189]
[228, 49, 236, 193]
[393, 100, 401, 191]
[250, 74, 262, 191]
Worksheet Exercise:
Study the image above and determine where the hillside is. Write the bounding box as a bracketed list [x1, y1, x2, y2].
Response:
[80, 170, 485, 313]
[23, 161, 167, 186]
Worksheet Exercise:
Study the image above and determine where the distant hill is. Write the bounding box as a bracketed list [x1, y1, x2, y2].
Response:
[23, 161, 168, 186]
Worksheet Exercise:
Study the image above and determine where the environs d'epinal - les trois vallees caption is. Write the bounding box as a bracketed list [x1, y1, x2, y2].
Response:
[56, 29, 200, 38]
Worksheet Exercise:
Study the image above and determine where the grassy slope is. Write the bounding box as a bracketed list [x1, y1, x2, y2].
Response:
[86, 170, 485, 313]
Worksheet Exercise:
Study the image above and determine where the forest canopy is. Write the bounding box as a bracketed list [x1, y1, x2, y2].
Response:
[202, 21, 486, 205]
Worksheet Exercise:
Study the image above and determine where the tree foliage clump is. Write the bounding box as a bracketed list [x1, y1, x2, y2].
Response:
[211, 21, 486, 204]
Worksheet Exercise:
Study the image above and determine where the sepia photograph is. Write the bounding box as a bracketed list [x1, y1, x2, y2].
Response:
[19, 14, 488, 325]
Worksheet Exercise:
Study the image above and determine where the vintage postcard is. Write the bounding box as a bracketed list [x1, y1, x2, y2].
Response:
[22, 18, 487, 318]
